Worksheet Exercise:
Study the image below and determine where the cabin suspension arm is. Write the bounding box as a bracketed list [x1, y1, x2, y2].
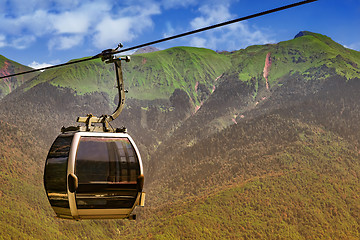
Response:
[76, 44, 130, 132]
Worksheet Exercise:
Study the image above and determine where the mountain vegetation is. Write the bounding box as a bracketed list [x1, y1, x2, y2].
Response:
[1, 31, 360, 239]
[0, 55, 39, 99]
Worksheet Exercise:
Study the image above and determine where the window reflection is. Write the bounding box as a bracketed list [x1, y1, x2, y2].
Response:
[75, 137, 140, 209]
[44, 136, 72, 208]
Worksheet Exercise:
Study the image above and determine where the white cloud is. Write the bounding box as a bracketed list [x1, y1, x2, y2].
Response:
[190, 37, 207, 48]
[93, 3, 161, 49]
[48, 35, 84, 50]
[51, 12, 90, 34]
[0, 9, 54, 37]
[0, 0, 161, 51]
[93, 17, 135, 49]
[188, 3, 274, 51]
[344, 42, 360, 51]
[49, 1, 111, 34]
[161, 1, 234, 45]
[163, 22, 177, 38]
[189, 22, 274, 51]
[11, 35, 37, 49]
[1, 0, 270, 54]
[28, 61, 53, 69]
[0, 35, 6, 48]
[190, 4, 233, 30]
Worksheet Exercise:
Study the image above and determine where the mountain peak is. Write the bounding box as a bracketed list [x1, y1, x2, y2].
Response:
[293, 31, 347, 53]
[133, 46, 160, 55]
[294, 31, 316, 39]
[294, 31, 335, 42]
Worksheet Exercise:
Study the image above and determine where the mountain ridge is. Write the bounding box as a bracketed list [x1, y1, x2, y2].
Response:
[133, 46, 160, 55]
[0, 55, 39, 99]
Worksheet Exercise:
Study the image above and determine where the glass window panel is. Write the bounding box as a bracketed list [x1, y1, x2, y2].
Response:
[75, 136, 140, 209]
[129, 156, 135, 164]
[124, 140, 135, 157]
[130, 169, 137, 182]
[121, 169, 128, 178]
[44, 136, 72, 208]
[116, 142, 126, 156]
[76, 138, 109, 183]
[126, 147, 134, 157]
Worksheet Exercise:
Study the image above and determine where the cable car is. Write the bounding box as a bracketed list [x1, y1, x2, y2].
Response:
[44, 46, 145, 220]
[44, 131, 144, 220]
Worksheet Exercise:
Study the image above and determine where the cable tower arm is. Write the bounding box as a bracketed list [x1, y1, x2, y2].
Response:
[75, 46, 130, 132]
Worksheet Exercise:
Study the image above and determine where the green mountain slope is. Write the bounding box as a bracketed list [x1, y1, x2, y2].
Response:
[229, 31, 360, 86]
[123, 47, 230, 102]
[0, 55, 39, 99]
[155, 31, 360, 154]
[123, 173, 360, 239]
[22, 47, 231, 106]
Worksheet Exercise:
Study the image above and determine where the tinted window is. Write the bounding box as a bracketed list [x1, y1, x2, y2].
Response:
[44, 136, 72, 208]
[75, 136, 140, 209]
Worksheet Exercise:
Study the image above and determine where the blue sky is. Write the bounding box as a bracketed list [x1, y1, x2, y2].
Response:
[0, 0, 359, 69]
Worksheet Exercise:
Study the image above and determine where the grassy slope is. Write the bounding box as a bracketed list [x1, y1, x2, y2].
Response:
[7, 32, 360, 102]
[122, 170, 360, 239]
[23, 58, 116, 99]
[228, 32, 360, 89]
[0, 121, 56, 239]
[120, 120, 360, 239]
[17, 32, 360, 105]
[22, 47, 231, 105]
[0, 55, 38, 99]
[123, 47, 230, 103]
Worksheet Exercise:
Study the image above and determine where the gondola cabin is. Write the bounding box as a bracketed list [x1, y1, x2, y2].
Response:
[44, 131, 145, 220]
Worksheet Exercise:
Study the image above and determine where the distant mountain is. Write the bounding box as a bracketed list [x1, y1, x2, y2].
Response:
[1, 31, 360, 239]
[145, 31, 360, 161]
[17, 47, 230, 103]
[133, 46, 160, 55]
[0, 55, 39, 99]
[148, 30, 360, 160]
